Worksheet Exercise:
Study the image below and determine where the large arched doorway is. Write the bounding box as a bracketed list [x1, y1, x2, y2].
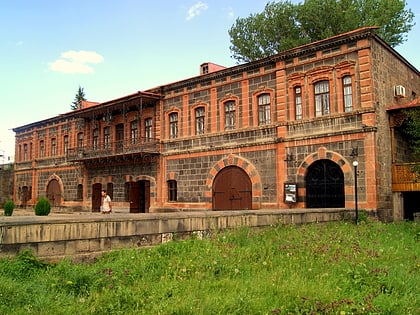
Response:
[212, 166, 252, 210]
[306, 159, 344, 208]
[47, 179, 61, 206]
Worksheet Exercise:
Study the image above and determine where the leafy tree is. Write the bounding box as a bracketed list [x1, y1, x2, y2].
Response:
[229, 0, 415, 63]
[402, 108, 420, 177]
[70, 86, 87, 110]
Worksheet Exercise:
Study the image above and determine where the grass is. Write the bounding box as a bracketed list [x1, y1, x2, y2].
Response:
[0, 220, 418, 314]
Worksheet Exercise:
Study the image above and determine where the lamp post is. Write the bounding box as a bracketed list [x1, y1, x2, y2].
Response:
[353, 160, 359, 224]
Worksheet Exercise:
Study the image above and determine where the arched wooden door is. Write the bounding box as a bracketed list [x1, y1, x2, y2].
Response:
[130, 180, 150, 213]
[47, 179, 61, 206]
[212, 166, 252, 210]
[92, 183, 102, 212]
[306, 159, 344, 208]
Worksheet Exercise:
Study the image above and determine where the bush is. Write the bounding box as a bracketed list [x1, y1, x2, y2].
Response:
[3, 200, 15, 216]
[34, 197, 51, 216]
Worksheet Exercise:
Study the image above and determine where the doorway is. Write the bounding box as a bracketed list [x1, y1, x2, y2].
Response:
[212, 166, 252, 210]
[306, 159, 344, 208]
[47, 179, 61, 206]
[129, 180, 150, 213]
[92, 183, 102, 212]
[403, 191, 420, 220]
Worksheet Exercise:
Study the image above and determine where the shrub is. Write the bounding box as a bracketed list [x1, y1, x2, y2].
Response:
[34, 197, 51, 216]
[3, 200, 15, 216]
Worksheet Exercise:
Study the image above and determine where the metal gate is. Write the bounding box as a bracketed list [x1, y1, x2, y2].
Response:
[47, 179, 61, 206]
[306, 159, 344, 208]
[212, 166, 252, 210]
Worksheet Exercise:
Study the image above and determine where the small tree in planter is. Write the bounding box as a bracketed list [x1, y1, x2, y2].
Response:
[3, 200, 15, 216]
[34, 197, 51, 216]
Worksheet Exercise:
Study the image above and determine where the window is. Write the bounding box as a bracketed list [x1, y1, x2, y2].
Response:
[106, 182, 114, 200]
[23, 144, 28, 160]
[29, 143, 33, 160]
[258, 94, 271, 125]
[77, 184, 83, 200]
[224, 101, 236, 130]
[145, 118, 152, 142]
[63, 135, 69, 156]
[124, 182, 131, 202]
[51, 138, 57, 156]
[39, 140, 45, 158]
[168, 180, 177, 201]
[169, 113, 178, 139]
[77, 132, 84, 151]
[294, 86, 303, 120]
[92, 128, 99, 150]
[343, 76, 353, 112]
[314, 81, 330, 116]
[130, 120, 138, 144]
[104, 127, 111, 149]
[195, 107, 205, 135]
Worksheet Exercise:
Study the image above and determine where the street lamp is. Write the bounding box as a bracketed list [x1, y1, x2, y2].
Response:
[352, 160, 359, 224]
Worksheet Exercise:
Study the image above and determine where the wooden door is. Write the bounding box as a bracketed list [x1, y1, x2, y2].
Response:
[47, 179, 61, 206]
[92, 183, 102, 212]
[129, 180, 150, 213]
[212, 166, 252, 210]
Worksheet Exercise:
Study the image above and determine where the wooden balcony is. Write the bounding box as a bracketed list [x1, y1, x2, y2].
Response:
[67, 138, 160, 163]
[392, 162, 420, 191]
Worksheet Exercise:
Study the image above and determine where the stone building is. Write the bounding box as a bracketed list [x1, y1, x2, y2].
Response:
[12, 27, 420, 221]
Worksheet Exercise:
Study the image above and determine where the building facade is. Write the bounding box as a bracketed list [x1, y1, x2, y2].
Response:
[13, 27, 420, 221]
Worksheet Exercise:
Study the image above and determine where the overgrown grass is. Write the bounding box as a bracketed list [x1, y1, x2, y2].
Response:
[0, 221, 418, 314]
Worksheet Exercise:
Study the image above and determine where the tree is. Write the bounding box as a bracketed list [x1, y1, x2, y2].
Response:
[229, 0, 415, 63]
[70, 86, 87, 110]
[402, 108, 420, 177]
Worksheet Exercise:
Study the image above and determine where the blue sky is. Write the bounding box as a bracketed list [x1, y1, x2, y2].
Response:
[1, 0, 419, 161]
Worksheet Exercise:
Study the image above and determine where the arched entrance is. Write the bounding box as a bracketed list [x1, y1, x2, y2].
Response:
[212, 166, 252, 210]
[92, 183, 102, 212]
[306, 159, 344, 208]
[47, 179, 61, 206]
[129, 180, 150, 213]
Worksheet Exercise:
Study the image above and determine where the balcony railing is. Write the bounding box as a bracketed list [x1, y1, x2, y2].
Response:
[67, 137, 160, 161]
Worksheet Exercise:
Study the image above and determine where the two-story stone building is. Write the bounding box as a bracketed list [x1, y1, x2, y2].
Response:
[13, 27, 420, 221]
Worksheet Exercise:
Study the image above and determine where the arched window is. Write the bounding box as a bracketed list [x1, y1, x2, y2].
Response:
[343, 76, 353, 112]
[314, 81, 330, 116]
[294, 86, 302, 120]
[145, 118, 152, 142]
[92, 128, 99, 150]
[104, 126, 111, 149]
[195, 107, 205, 135]
[130, 120, 138, 144]
[63, 135, 69, 156]
[258, 93, 271, 125]
[224, 101, 236, 130]
[169, 113, 178, 139]
[51, 138, 57, 156]
[168, 180, 177, 201]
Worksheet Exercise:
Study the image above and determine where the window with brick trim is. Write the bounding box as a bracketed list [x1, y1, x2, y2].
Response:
[92, 128, 99, 150]
[104, 126, 111, 149]
[314, 80, 330, 116]
[130, 120, 138, 144]
[258, 93, 271, 125]
[294, 86, 303, 120]
[168, 180, 177, 201]
[39, 140, 45, 158]
[63, 135, 69, 156]
[195, 107, 205, 135]
[77, 132, 84, 152]
[23, 144, 28, 161]
[77, 184, 83, 200]
[107, 182, 113, 200]
[169, 112, 178, 139]
[343, 76, 353, 112]
[145, 118, 152, 142]
[51, 138, 57, 156]
[224, 101, 236, 130]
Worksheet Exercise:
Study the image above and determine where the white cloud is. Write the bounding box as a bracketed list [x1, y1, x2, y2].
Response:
[186, 1, 208, 21]
[49, 50, 104, 74]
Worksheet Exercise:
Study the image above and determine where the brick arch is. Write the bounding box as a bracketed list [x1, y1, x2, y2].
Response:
[206, 154, 262, 208]
[45, 174, 64, 206]
[44, 173, 65, 193]
[132, 175, 157, 200]
[296, 147, 354, 207]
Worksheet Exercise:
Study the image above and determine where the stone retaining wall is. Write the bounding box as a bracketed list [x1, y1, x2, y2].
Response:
[0, 209, 350, 262]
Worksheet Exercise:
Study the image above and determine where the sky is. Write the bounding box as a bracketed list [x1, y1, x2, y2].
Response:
[1, 0, 419, 162]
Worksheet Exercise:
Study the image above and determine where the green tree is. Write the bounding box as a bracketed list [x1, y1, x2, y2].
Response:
[70, 86, 86, 110]
[229, 0, 415, 63]
[402, 108, 420, 177]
